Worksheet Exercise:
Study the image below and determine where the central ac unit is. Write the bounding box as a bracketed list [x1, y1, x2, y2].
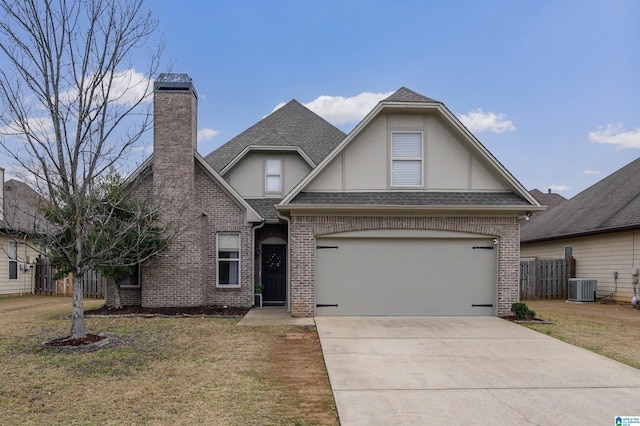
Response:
[568, 278, 597, 302]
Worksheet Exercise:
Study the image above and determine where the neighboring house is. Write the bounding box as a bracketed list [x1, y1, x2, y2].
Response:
[107, 73, 542, 317]
[0, 169, 43, 296]
[521, 158, 640, 304]
[527, 188, 567, 216]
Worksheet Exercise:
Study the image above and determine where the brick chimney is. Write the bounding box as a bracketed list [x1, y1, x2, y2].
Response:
[152, 73, 197, 196]
[142, 73, 204, 307]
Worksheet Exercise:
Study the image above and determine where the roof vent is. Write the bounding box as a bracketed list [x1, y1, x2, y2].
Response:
[568, 278, 597, 302]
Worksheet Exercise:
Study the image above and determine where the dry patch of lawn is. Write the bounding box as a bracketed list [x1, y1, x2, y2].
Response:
[0, 296, 338, 425]
[522, 300, 640, 370]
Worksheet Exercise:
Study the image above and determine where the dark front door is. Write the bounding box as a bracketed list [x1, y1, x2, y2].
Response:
[261, 244, 286, 303]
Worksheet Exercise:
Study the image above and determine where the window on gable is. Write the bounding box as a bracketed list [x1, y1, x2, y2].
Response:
[8, 241, 18, 280]
[391, 132, 422, 187]
[217, 234, 240, 287]
[265, 158, 282, 194]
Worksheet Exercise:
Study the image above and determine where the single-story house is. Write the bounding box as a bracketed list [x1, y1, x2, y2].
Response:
[521, 157, 640, 304]
[106, 73, 542, 317]
[0, 168, 43, 296]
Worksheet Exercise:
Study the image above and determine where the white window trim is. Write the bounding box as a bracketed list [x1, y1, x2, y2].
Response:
[8, 241, 18, 280]
[390, 131, 423, 188]
[216, 233, 241, 288]
[264, 156, 283, 195]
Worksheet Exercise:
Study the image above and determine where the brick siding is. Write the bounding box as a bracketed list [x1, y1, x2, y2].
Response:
[106, 80, 254, 308]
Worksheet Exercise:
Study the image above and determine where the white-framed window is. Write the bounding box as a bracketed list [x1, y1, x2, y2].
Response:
[8, 241, 18, 280]
[564, 245, 573, 260]
[265, 157, 283, 194]
[217, 233, 240, 287]
[391, 132, 423, 187]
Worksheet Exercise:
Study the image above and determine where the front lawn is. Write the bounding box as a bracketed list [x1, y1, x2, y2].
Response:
[0, 296, 338, 425]
[522, 300, 640, 370]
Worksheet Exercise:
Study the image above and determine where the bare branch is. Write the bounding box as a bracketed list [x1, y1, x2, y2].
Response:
[0, 0, 163, 339]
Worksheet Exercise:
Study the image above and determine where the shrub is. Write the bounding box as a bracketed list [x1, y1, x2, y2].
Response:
[511, 302, 536, 320]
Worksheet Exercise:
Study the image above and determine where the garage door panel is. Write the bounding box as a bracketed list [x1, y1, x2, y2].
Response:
[316, 237, 495, 316]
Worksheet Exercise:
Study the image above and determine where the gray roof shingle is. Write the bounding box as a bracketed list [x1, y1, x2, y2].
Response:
[1, 179, 46, 234]
[204, 100, 346, 172]
[290, 191, 530, 206]
[245, 198, 282, 222]
[527, 189, 567, 211]
[383, 87, 439, 103]
[521, 158, 640, 242]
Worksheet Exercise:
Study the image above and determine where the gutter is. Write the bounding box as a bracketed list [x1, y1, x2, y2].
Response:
[522, 224, 640, 244]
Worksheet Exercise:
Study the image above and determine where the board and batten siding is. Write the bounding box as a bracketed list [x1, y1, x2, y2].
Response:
[306, 112, 506, 192]
[225, 151, 312, 197]
[0, 235, 40, 295]
[520, 230, 640, 302]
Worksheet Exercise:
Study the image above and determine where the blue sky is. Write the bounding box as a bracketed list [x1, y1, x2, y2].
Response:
[3, 1, 639, 198]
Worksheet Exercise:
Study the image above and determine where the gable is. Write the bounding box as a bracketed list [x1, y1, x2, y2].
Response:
[204, 100, 345, 173]
[306, 111, 508, 192]
[224, 150, 313, 198]
[281, 87, 541, 214]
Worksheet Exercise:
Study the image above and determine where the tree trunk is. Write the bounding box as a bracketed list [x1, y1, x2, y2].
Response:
[70, 274, 86, 339]
[113, 280, 123, 309]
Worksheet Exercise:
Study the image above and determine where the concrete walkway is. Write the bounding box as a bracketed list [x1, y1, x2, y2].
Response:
[316, 316, 640, 425]
[236, 306, 315, 326]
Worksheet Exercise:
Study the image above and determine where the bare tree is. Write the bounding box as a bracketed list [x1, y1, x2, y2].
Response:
[0, 0, 162, 339]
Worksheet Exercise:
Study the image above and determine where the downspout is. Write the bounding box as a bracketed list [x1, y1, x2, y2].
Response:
[252, 220, 266, 306]
[275, 208, 292, 313]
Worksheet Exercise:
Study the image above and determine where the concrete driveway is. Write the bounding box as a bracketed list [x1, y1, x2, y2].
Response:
[315, 316, 640, 425]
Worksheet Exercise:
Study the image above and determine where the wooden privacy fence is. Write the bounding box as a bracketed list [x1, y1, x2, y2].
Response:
[34, 258, 106, 298]
[34, 258, 56, 296]
[520, 258, 569, 300]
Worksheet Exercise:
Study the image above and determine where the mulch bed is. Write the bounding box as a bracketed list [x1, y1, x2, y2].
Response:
[84, 304, 251, 317]
[46, 305, 251, 349]
[501, 315, 549, 323]
[45, 333, 106, 347]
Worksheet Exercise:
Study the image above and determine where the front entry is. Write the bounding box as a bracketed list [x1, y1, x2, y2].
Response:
[261, 244, 286, 304]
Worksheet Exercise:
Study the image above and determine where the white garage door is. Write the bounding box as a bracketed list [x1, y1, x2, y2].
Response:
[315, 230, 496, 316]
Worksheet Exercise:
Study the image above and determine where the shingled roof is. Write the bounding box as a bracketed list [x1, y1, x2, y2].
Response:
[204, 100, 346, 172]
[290, 191, 530, 206]
[521, 158, 640, 242]
[383, 87, 439, 103]
[1, 179, 46, 234]
[527, 189, 567, 211]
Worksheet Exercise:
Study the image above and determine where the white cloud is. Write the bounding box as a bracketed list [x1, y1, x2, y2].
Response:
[0, 116, 54, 141]
[197, 128, 219, 143]
[132, 144, 153, 155]
[59, 68, 153, 107]
[302, 92, 393, 125]
[549, 184, 570, 192]
[271, 102, 286, 114]
[588, 124, 640, 149]
[582, 169, 601, 175]
[270, 91, 393, 126]
[457, 108, 516, 133]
